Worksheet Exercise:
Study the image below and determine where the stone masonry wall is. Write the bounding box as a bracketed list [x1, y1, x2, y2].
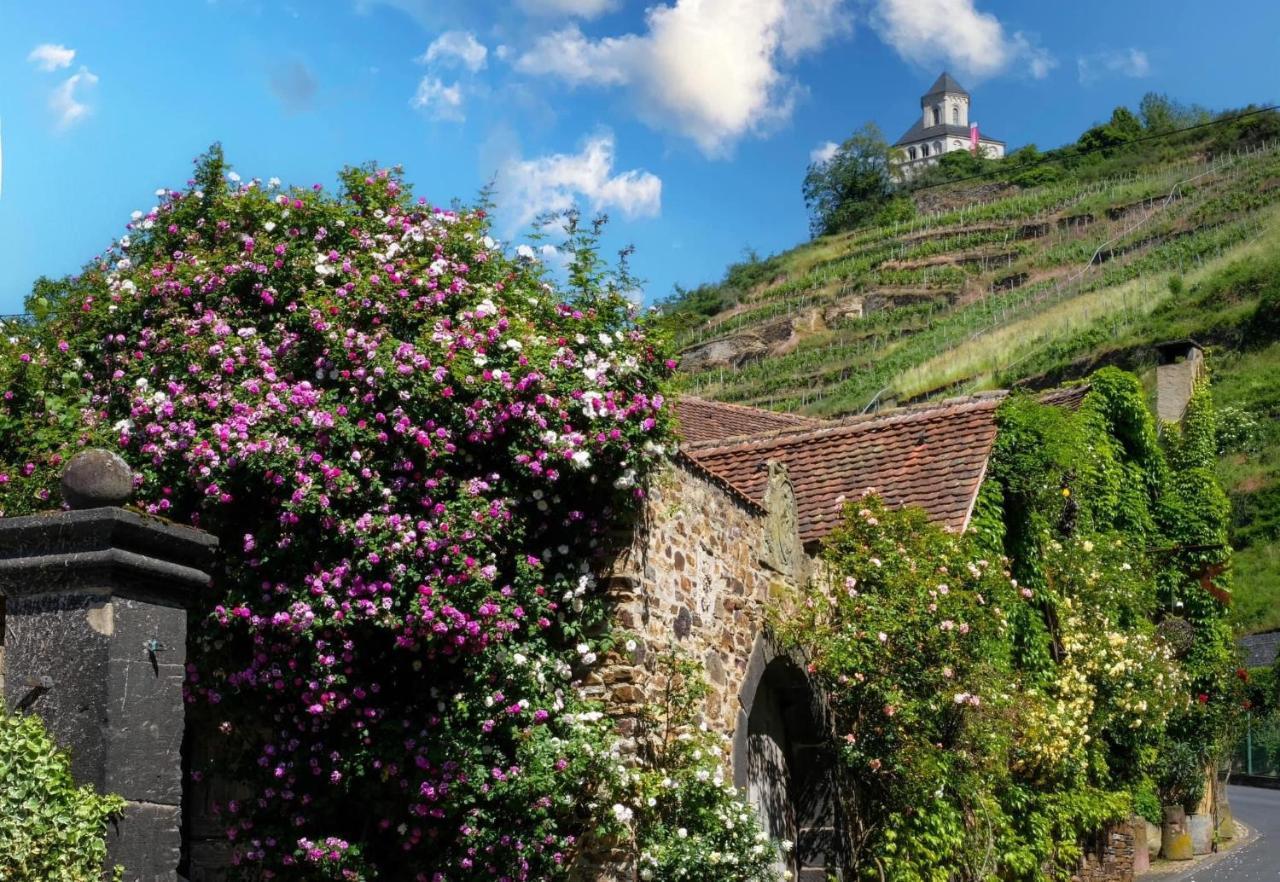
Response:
[593, 461, 798, 751]
[1073, 820, 1136, 882]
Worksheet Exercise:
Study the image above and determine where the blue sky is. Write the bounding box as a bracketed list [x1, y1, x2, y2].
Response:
[2, 0, 1277, 313]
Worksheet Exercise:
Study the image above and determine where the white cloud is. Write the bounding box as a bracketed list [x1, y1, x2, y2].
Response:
[1020, 37, 1058, 80]
[517, 26, 634, 86]
[28, 43, 76, 71]
[411, 76, 464, 121]
[50, 67, 98, 130]
[1077, 48, 1150, 85]
[499, 132, 661, 229]
[422, 31, 488, 72]
[871, 0, 1053, 81]
[515, 0, 851, 157]
[810, 140, 839, 164]
[516, 0, 619, 18]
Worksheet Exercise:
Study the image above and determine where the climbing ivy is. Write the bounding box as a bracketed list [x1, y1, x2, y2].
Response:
[0, 711, 124, 882]
[783, 367, 1240, 880]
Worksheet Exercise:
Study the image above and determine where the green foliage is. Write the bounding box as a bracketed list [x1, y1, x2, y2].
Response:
[1157, 741, 1206, 810]
[1251, 271, 1280, 339]
[1139, 93, 1211, 134]
[1131, 777, 1162, 825]
[781, 475, 1189, 880]
[910, 149, 996, 187]
[803, 123, 895, 237]
[0, 711, 124, 882]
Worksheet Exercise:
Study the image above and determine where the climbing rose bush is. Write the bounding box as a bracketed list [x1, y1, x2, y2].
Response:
[0, 146, 676, 880]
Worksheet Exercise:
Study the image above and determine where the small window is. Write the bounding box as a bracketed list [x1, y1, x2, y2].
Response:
[952, 106, 959, 125]
[921, 144, 930, 157]
[934, 141, 943, 154]
[908, 147, 917, 160]
[932, 105, 941, 126]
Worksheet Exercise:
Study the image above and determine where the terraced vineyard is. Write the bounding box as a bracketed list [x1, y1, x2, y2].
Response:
[671, 139, 1280, 416]
[666, 124, 1280, 637]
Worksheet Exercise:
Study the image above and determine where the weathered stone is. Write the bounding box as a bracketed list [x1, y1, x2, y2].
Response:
[106, 802, 182, 882]
[1187, 812, 1213, 855]
[610, 684, 643, 704]
[602, 667, 635, 685]
[61, 448, 135, 509]
[704, 651, 725, 686]
[1145, 819, 1161, 859]
[673, 606, 692, 639]
[1161, 806, 1193, 861]
[1131, 816, 1149, 873]
[0, 505, 216, 882]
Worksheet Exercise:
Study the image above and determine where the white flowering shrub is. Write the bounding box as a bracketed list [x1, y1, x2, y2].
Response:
[607, 651, 784, 882]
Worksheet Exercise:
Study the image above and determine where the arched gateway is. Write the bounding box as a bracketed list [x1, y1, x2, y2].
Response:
[733, 638, 846, 881]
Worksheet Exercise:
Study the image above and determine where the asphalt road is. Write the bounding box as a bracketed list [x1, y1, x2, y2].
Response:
[1160, 785, 1280, 881]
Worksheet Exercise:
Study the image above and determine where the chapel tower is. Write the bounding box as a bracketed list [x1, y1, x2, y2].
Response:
[893, 72, 1005, 179]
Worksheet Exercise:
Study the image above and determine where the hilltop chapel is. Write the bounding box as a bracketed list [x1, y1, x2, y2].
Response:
[894, 72, 1005, 178]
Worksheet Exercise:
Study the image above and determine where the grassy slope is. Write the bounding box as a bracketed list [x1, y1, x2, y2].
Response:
[664, 135, 1280, 634]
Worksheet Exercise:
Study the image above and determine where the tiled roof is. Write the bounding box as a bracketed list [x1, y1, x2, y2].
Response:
[674, 396, 824, 445]
[685, 396, 1003, 542]
[1240, 631, 1280, 669]
[680, 387, 1091, 544]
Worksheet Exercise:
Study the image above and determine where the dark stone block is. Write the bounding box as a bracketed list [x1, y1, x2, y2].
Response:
[673, 606, 691, 639]
[4, 592, 113, 790]
[0, 505, 215, 882]
[108, 801, 182, 882]
[105, 656, 186, 804]
[0, 506, 216, 605]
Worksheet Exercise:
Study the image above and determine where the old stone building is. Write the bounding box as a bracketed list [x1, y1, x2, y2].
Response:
[894, 72, 1006, 179]
[598, 390, 1085, 880]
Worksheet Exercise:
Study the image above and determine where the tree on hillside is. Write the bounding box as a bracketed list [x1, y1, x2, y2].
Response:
[803, 122, 895, 237]
[1139, 92, 1211, 133]
[1109, 106, 1143, 139]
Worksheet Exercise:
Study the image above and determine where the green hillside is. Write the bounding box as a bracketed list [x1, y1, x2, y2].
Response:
[661, 104, 1280, 635]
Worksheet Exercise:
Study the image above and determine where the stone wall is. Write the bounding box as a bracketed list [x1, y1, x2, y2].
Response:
[1073, 820, 1136, 882]
[594, 461, 800, 744]
[1155, 345, 1204, 424]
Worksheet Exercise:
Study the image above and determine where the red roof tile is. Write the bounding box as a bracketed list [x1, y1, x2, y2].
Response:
[686, 398, 1002, 542]
[674, 396, 825, 445]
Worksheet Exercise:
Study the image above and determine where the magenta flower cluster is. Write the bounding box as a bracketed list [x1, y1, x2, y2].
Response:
[0, 150, 673, 880]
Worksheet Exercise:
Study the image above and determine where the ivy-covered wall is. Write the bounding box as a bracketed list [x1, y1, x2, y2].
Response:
[779, 367, 1241, 881]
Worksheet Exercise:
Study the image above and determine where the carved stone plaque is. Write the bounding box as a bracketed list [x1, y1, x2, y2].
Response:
[761, 460, 801, 581]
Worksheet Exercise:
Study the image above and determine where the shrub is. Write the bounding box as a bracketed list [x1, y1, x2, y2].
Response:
[1215, 405, 1263, 455]
[1157, 741, 1206, 810]
[0, 711, 124, 882]
[0, 145, 677, 880]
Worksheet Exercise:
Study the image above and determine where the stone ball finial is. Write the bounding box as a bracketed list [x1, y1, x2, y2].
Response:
[61, 448, 135, 509]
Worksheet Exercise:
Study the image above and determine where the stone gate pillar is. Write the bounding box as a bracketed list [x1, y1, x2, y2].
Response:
[0, 449, 217, 882]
